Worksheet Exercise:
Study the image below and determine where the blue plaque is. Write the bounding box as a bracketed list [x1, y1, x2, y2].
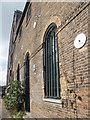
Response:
[33, 65, 36, 72]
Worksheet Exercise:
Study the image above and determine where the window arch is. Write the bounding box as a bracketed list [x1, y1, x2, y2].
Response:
[43, 23, 61, 99]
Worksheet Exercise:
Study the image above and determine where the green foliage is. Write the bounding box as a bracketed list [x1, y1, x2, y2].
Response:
[4, 80, 25, 112]
[15, 110, 26, 118]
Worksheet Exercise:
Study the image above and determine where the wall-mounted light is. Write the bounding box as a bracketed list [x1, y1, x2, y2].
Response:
[21, 45, 23, 50]
[15, 55, 17, 60]
[33, 22, 37, 29]
[35, 14, 41, 18]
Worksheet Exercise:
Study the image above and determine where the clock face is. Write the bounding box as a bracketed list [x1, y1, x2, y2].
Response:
[74, 33, 86, 49]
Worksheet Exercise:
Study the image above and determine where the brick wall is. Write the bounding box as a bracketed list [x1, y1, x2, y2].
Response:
[10, 2, 90, 118]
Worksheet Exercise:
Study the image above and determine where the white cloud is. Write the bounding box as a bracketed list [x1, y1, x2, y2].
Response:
[0, 38, 9, 65]
[0, 2, 26, 86]
[0, 65, 6, 86]
[0, 38, 9, 86]
[1, 0, 89, 2]
[1, 0, 27, 2]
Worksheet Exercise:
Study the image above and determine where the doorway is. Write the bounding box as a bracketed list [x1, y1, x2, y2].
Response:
[25, 53, 30, 112]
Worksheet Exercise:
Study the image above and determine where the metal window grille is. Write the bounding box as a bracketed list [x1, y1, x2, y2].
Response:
[43, 23, 61, 99]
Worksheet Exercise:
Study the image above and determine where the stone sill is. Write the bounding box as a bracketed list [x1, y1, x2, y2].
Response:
[43, 98, 62, 104]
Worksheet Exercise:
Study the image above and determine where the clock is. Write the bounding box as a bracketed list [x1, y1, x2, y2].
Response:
[74, 33, 86, 49]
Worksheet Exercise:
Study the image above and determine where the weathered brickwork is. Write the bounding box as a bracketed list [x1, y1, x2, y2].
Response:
[7, 1, 90, 118]
[7, 10, 22, 85]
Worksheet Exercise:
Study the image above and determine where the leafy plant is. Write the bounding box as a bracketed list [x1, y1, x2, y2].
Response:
[15, 110, 26, 118]
[4, 80, 25, 112]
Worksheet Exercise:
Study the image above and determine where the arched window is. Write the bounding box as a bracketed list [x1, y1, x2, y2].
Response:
[26, 4, 31, 24]
[43, 23, 61, 99]
[17, 64, 20, 81]
[25, 53, 30, 112]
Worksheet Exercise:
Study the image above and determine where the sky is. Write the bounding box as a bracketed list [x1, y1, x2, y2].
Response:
[0, 2, 26, 86]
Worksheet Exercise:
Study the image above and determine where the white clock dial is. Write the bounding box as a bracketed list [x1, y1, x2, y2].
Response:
[74, 33, 86, 49]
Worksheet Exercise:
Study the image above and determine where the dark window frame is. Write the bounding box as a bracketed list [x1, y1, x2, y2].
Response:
[17, 64, 20, 81]
[10, 69, 12, 76]
[43, 23, 61, 99]
[25, 52, 30, 112]
[19, 26, 22, 39]
[26, 4, 31, 25]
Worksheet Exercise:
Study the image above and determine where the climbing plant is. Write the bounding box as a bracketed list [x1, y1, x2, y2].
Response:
[59, 38, 82, 118]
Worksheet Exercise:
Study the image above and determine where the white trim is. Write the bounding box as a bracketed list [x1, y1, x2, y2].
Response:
[43, 98, 62, 104]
